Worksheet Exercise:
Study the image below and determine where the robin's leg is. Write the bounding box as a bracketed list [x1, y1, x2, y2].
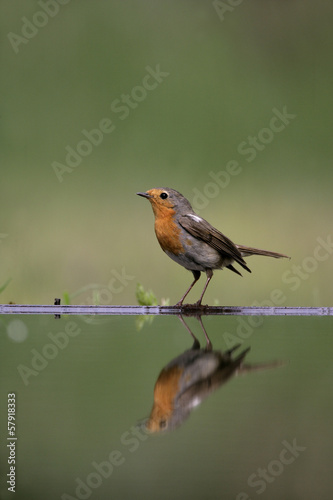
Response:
[196, 315, 212, 350]
[194, 269, 213, 307]
[175, 270, 201, 307]
[178, 315, 200, 349]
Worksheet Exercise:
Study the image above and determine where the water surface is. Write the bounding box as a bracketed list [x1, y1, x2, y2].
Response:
[0, 313, 332, 500]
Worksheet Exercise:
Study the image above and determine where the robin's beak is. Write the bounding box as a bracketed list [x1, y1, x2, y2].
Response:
[137, 192, 152, 199]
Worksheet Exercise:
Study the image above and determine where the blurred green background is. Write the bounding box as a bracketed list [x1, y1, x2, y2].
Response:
[1, 0, 333, 306]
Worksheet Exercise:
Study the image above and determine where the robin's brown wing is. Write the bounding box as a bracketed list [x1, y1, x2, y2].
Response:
[178, 214, 251, 273]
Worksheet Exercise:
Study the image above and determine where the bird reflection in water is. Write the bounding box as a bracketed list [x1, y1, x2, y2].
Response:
[144, 315, 281, 433]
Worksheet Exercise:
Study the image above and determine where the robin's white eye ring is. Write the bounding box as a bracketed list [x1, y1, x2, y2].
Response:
[160, 192, 168, 199]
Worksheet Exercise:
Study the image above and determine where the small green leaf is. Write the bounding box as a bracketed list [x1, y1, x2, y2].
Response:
[135, 314, 154, 331]
[136, 283, 158, 306]
[62, 291, 71, 305]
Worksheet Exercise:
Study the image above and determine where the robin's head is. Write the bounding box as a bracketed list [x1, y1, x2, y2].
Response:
[137, 187, 193, 217]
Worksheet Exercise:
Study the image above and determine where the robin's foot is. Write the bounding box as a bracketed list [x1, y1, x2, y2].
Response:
[176, 302, 209, 310]
[192, 300, 211, 309]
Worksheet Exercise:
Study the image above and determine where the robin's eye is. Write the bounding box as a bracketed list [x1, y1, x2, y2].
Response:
[160, 192, 168, 199]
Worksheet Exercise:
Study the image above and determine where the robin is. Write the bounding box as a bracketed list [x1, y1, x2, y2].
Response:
[137, 187, 289, 307]
[144, 315, 282, 433]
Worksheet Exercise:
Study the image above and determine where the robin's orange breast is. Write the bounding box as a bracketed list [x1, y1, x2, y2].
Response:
[154, 208, 185, 255]
[153, 365, 183, 409]
[147, 364, 184, 432]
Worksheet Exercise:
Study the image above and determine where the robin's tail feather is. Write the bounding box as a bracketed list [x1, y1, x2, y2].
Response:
[237, 245, 290, 259]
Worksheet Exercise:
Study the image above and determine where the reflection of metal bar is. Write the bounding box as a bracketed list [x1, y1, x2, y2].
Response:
[1, 304, 332, 316]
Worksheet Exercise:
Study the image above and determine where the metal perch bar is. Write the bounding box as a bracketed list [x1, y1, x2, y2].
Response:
[0, 304, 332, 316]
